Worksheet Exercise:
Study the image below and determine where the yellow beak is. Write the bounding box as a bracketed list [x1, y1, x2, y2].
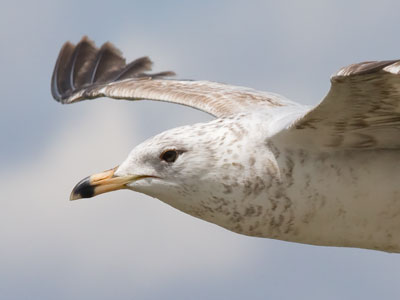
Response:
[70, 167, 135, 200]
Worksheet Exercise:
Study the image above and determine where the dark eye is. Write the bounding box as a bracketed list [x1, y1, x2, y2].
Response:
[160, 150, 178, 163]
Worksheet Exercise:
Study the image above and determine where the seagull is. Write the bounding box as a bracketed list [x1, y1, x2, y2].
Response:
[51, 36, 400, 253]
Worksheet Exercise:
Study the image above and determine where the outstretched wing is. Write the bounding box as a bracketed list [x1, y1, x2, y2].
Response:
[51, 36, 294, 118]
[275, 59, 400, 150]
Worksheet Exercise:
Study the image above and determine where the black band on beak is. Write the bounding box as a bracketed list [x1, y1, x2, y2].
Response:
[71, 176, 95, 199]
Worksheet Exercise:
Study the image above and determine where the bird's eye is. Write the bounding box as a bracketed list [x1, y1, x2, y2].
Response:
[160, 150, 179, 163]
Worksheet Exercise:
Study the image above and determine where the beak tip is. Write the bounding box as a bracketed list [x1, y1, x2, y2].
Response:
[69, 192, 82, 201]
[70, 176, 95, 201]
[69, 166, 123, 201]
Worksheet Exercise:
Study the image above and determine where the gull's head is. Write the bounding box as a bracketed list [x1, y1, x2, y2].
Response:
[70, 119, 244, 211]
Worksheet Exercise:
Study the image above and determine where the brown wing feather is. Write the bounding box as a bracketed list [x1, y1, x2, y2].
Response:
[51, 36, 293, 118]
[277, 59, 400, 150]
[51, 36, 174, 103]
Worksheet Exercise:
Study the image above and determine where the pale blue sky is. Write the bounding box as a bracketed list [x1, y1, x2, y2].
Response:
[1, 0, 400, 299]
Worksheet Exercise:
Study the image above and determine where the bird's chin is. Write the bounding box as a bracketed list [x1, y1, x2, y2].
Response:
[127, 177, 183, 202]
[125, 176, 163, 193]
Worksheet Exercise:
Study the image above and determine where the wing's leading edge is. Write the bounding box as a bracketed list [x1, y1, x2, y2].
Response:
[51, 36, 296, 118]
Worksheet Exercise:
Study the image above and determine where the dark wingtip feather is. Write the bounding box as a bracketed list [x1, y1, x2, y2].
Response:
[51, 41, 75, 102]
[68, 36, 97, 90]
[139, 71, 176, 79]
[114, 56, 153, 81]
[50, 36, 176, 104]
[88, 42, 125, 84]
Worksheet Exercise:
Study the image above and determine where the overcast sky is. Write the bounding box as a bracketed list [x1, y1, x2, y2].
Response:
[1, 0, 400, 299]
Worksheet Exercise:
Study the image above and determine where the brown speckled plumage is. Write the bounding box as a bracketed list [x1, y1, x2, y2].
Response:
[53, 37, 400, 253]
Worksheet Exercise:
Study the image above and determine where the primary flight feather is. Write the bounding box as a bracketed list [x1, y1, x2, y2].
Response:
[51, 36, 400, 252]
